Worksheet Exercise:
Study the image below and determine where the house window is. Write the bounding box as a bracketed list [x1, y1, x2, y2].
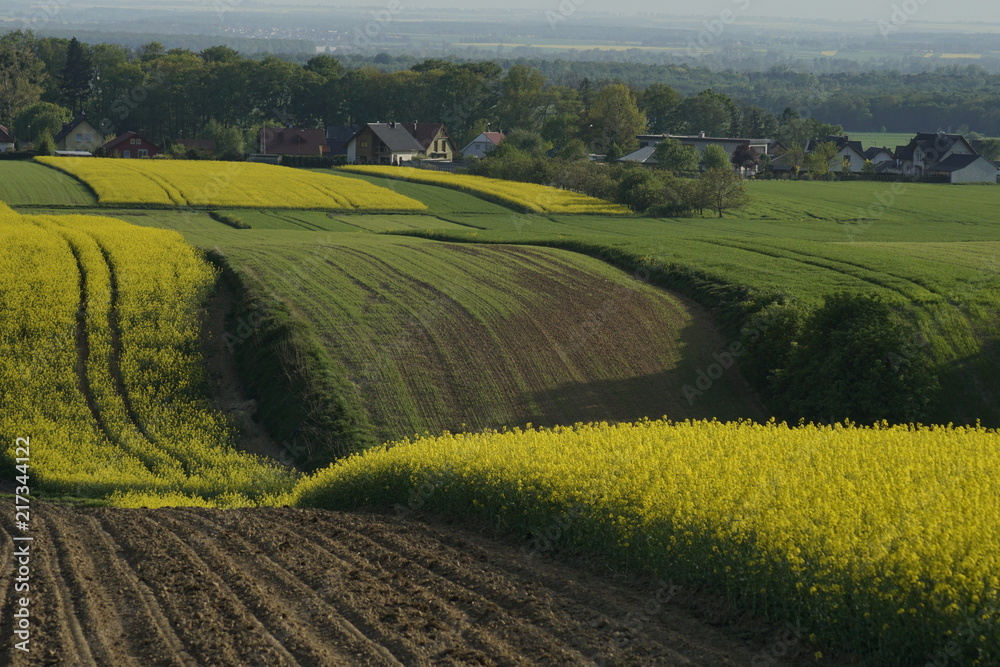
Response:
[123, 150, 131, 158]
[138, 149, 149, 158]
[131, 138, 140, 145]
[361, 140, 368, 148]
[76, 133, 83, 142]
[85, 133, 92, 142]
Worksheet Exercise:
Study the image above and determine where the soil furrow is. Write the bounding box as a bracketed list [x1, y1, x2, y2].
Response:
[158, 508, 402, 666]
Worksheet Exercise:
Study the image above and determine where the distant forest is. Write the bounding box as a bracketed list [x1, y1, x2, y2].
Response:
[2, 29, 998, 158]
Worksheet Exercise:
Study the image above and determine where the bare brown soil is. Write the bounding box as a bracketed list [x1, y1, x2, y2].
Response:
[0, 504, 826, 666]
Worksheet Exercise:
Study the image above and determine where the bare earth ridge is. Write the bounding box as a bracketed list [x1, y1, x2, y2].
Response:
[0, 504, 820, 666]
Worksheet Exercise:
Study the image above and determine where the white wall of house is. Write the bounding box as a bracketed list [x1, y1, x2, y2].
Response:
[948, 158, 998, 184]
[347, 140, 357, 164]
[462, 134, 498, 159]
[0, 142, 13, 153]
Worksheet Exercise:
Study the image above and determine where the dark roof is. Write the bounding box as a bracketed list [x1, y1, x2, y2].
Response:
[326, 125, 359, 154]
[260, 128, 328, 156]
[896, 133, 975, 162]
[175, 139, 216, 152]
[103, 131, 160, 151]
[398, 122, 450, 151]
[0, 125, 13, 143]
[926, 154, 990, 173]
[805, 135, 864, 156]
[864, 146, 894, 160]
[362, 123, 424, 153]
[54, 115, 97, 143]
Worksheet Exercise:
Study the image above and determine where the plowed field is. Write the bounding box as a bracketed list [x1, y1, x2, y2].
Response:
[0, 504, 813, 666]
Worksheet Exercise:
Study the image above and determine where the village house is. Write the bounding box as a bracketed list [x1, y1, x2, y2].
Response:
[884, 132, 998, 183]
[103, 130, 162, 158]
[863, 146, 895, 166]
[623, 132, 772, 163]
[54, 115, 104, 154]
[346, 122, 424, 165]
[0, 125, 14, 152]
[259, 128, 329, 156]
[326, 125, 360, 157]
[769, 135, 869, 174]
[461, 131, 505, 159]
[398, 122, 456, 161]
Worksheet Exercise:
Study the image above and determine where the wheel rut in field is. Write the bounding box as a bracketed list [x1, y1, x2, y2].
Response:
[0, 504, 824, 666]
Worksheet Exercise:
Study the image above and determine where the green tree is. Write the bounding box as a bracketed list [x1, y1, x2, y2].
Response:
[775, 292, 939, 424]
[699, 144, 732, 171]
[34, 132, 55, 156]
[696, 167, 752, 218]
[503, 128, 547, 157]
[59, 37, 92, 115]
[804, 141, 840, 178]
[861, 159, 877, 178]
[652, 137, 698, 173]
[640, 83, 681, 134]
[674, 89, 735, 136]
[0, 31, 47, 125]
[975, 138, 1000, 161]
[586, 83, 647, 154]
[496, 65, 547, 132]
[13, 101, 71, 149]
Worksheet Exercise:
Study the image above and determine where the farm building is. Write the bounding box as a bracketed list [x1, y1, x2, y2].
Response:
[924, 154, 999, 184]
[259, 128, 328, 156]
[398, 122, 456, 161]
[54, 116, 104, 154]
[346, 123, 424, 165]
[103, 131, 162, 159]
[0, 125, 14, 152]
[461, 132, 505, 159]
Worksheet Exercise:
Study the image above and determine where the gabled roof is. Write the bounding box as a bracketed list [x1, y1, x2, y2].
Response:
[54, 115, 99, 143]
[806, 135, 865, 156]
[0, 125, 13, 143]
[398, 122, 450, 151]
[103, 130, 161, 151]
[480, 132, 505, 145]
[896, 133, 977, 162]
[864, 146, 894, 160]
[260, 128, 328, 156]
[360, 123, 424, 153]
[326, 125, 360, 154]
[618, 146, 658, 164]
[925, 154, 991, 173]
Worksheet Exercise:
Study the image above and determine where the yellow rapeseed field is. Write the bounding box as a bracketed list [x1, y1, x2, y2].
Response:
[339, 165, 631, 214]
[293, 419, 1000, 663]
[34, 157, 427, 211]
[0, 202, 297, 504]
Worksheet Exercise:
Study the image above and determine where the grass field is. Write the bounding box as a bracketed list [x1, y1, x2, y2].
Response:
[843, 131, 915, 150]
[34, 157, 427, 211]
[0, 160, 97, 206]
[211, 233, 760, 446]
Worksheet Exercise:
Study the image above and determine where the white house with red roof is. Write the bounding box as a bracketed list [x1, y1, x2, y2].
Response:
[461, 132, 505, 159]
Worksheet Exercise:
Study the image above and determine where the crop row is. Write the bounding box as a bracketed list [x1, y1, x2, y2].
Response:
[34, 157, 427, 211]
[0, 203, 297, 504]
[338, 165, 632, 214]
[294, 418, 1000, 665]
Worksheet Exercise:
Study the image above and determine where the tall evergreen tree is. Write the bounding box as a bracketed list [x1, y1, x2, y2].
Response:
[60, 37, 92, 115]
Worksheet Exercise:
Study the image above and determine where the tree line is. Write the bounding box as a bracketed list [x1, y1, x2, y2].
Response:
[2, 30, 847, 157]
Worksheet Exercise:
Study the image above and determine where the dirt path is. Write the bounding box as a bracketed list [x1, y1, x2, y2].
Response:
[0, 504, 825, 666]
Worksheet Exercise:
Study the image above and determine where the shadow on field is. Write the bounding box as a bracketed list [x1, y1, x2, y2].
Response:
[530, 317, 768, 426]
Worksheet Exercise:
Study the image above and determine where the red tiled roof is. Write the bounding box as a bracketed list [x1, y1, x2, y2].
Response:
[103, 131, 160, 151]
[482, 132, 505, 145]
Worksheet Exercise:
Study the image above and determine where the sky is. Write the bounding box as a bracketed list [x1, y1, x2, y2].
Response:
[321, 0, 1000, 25]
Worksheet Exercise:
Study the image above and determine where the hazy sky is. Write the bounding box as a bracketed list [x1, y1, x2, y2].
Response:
[350, 0, 1000, 24]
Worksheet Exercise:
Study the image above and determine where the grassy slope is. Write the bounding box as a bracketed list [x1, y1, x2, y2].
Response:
[348, 175, 1000, 426]
[209, 233, 761, 443]
[0, 161, 97, 206]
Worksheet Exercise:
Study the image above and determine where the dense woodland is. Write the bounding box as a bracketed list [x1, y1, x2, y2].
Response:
[3, 30, 1000, 159]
